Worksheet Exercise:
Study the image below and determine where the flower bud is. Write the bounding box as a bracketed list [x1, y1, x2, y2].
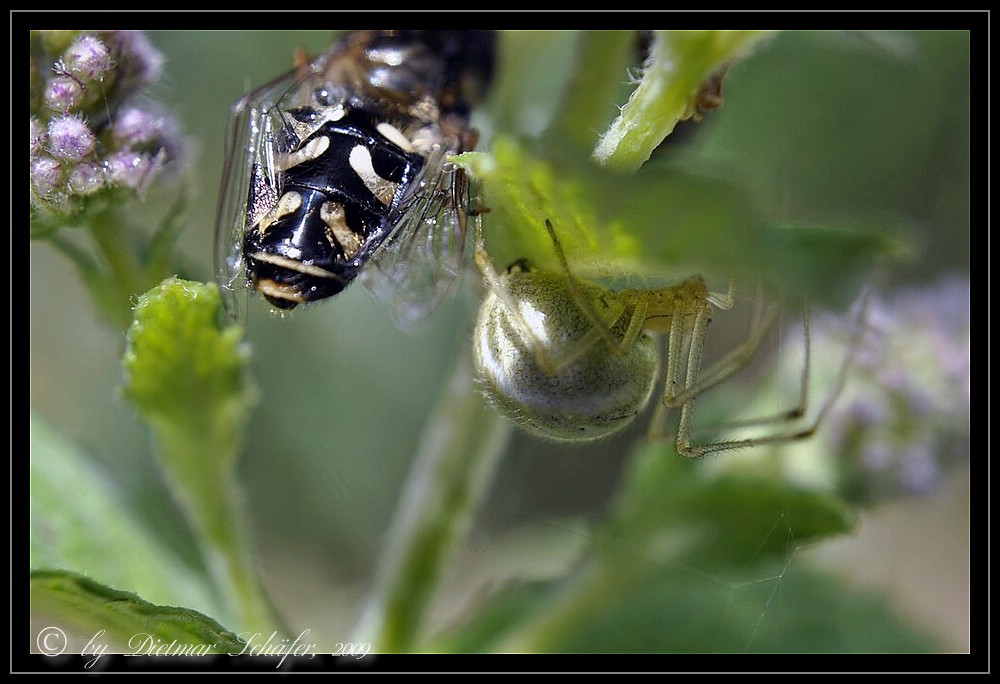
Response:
[43, 74, 84, 112]
[68, 162, 105, 195]
[31, 157, 62, 194]
[47, 114, 96, 160]
[61, 34, 112, 82]
[105, 149, 163, 192]
[826, 275, 970, 503]
[113, 106, 163, 147]
[30, 117, 47, 159]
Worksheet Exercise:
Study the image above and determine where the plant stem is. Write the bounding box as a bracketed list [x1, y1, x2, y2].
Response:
[90, 214, 141, 302]
[153, 425, 287, 637]
[351, 351, 511, 653]
[593, 30, 776, 171]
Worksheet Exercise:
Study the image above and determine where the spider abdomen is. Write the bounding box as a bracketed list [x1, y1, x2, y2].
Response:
[474, 268, 659, 441]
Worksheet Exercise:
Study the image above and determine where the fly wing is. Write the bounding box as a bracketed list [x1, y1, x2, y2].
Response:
[213, 52, 331, 320]
[359, 149, 478, 331]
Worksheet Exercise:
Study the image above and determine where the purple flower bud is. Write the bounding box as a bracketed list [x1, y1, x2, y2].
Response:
[47, 115, 96, 160]
[903, 385, 937, 417]
[30, 117, 47, 159]
[105, 149, 163, 192]
[113, 106, 163, 147]
[31, 157, 62, 194]
[62, 35, 112, 82]
[105, 31, 164, 86]
[44, 74, 84, 112]
[104, 150, 143, 186]
[151, 113, 187, 166]
[68, 162, 105, 195]
[29, 31, 186, 218]
[49, 116, 96, 160]
[847, 396, 888, 427]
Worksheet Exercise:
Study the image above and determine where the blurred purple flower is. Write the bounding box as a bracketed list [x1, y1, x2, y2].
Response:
[821, 275, 970, 503]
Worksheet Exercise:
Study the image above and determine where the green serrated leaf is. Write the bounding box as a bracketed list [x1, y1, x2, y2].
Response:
[30, 570, 244, 653]
[459, 136, 887, 304]
[458, 136, 762, 281]
[29, 411, 223, 620]
[122, 277, 256, 457]
[121, 278, 279, 634]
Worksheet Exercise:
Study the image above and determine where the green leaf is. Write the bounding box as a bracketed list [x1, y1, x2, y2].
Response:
[433, 439, 861, 653]
[29, 411, 223, 619]
[593, 30, 777, 171]
[30, 569, 244, 653]
[431, 581, 552, 653]
[569, 563, 938, 653]
[121, 278, 279, 634]
[756, 221, 912, 305]
[122, 277, 256, 457]
[458, 137, 890, 304]
[601, 442, 857, 566]
[687, 30, 969, 279]
[436, 557, 938, 654]
[458, 562, 936, 653]
[458, 136, 762, 281]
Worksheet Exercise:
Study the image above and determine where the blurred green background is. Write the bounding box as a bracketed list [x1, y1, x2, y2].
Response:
[29, 30, 970, 652]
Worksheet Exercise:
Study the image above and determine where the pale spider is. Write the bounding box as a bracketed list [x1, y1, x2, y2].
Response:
[472, 219, 854, 456]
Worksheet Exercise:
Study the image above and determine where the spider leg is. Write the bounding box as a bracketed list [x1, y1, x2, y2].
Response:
[650, 288, 869, 458]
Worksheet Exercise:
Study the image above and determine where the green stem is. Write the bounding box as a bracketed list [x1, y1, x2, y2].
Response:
[153, 424, 287, 637]
[89, 212, 141, 297]
[592, 30, 776, 171]
[47, 230, 131, 330]
[351, 352, 511, 653]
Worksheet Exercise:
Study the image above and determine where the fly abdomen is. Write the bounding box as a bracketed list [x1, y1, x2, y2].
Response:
[246, 188, 361, 308]
[245, 109, 425, 309]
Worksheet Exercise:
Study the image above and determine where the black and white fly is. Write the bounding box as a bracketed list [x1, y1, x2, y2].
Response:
[214, 30, 495, 325]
